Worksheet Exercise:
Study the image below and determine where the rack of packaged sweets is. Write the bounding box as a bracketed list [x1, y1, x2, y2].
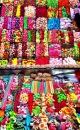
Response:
[0, 69, 80, 130]
[0, 0, 80, 68]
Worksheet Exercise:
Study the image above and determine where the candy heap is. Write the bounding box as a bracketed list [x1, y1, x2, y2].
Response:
[0, 73, 80, 129]
[0, 0, 80, 67]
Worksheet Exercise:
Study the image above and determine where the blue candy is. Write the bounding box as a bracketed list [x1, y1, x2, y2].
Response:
[48, 18, 60, 30]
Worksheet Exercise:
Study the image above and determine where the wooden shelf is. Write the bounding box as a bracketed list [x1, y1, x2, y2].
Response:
[0, 64, 80, 69]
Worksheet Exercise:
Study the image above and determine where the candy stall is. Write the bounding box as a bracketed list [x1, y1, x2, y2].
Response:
[0, 0, 80, 129]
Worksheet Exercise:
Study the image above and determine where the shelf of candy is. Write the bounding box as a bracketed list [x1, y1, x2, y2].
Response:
[0, 0, 80, 69]
[0, 73, 80, 129]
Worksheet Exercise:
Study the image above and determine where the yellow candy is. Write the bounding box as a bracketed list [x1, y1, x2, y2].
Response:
[16, 4, 21, 17]
[12, 58, 18, 65]
[70, 93, 77, 101]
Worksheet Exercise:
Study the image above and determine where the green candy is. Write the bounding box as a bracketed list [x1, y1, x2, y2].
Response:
[36, 31, 40, 43]
[49, 99, 53, 105]
[24, 16, 28, 29]
[23, 83, 30, 88]
[62, 6, 69, 18]
[33, 106, 40, 115]
[0, 116, 4, 122]
[28, 30, 32, 42]
[74, 44, 79, 58]
[47, 0, 58, 8]
[34, 94, 40, 100]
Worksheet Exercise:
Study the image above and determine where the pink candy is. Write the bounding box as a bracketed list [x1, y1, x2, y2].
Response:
[23, 30, 28, 42]
[49, 44, 61, 58]
[49, 58, 62, 66]
[28, 17, 35, 30]
[20, 16, 24, 30]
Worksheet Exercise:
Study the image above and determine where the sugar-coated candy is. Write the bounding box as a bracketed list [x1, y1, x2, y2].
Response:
[60, 18, 72, 29]
[73, 31, 80, 42]
[49, 58, 63, 66]
[63, 57, 77, 65]
[24, 6, 36, 18]
[36, 17, 47, 30]
[69, 0, 79, 7]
